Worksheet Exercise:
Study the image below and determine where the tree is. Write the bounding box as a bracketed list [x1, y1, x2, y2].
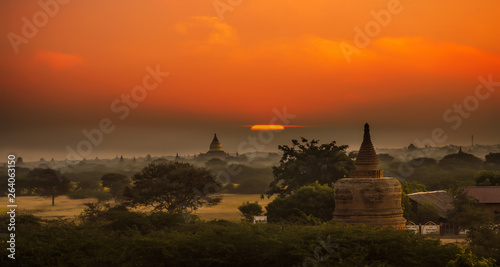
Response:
[124, 162, 222, 213]
[475, 171, 500, 186]
[238, 201, 263, 222]
[265, 181, 335, 223]
[265, 137, 354, 198]
[409, 157, 437, 168]
[27, 168, 71, 206]
[205, 158, 227, 170]
[446, 249, 496, 267]
[446, 189, 500, 262]
[78, 178, 102, 191]
[402, 181, 427, 194]
[485, 152, 500, 165]
[401, 181, 427, 221]
[447, 188, 493, 231]
[101, 173, 131, 202]
[415, 202, 440, 223]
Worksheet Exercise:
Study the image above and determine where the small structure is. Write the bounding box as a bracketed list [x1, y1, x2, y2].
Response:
[253, 216, 267, 224]
[405, 221, 419, 233]
[421, 221, 440, 235]
[407, 190, 456, 235]
[333, 124, 406, 229]
[463, 186, 500, 217]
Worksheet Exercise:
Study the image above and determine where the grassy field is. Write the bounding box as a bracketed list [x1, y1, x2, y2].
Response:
[0, 194, 275, 221]
[195, 194, 275, 221]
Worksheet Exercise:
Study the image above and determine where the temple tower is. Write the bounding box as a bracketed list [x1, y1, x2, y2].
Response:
[209, 134, 223, 152]
[200, 133, 228, 159]
[333, 124, 406, 229]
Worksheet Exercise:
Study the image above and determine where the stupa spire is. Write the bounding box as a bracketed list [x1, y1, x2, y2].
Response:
[209, 133, 223, 152]
[350, 123, 383, 178]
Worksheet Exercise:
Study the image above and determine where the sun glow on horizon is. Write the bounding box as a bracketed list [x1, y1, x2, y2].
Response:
[243, 125, 307, 130]
[250, 125, 285, 131]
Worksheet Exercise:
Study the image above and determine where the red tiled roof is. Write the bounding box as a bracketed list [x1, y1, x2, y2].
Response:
[463, 186, 500, 203]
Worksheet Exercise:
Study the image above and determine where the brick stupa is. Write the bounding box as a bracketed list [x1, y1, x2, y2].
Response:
[332, 124, 406, 229]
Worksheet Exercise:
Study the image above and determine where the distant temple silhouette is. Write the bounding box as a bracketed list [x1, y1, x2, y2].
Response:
[198, 134, 229, 159]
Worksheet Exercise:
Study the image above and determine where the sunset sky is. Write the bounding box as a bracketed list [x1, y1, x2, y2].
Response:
[1, 0, 499, 160]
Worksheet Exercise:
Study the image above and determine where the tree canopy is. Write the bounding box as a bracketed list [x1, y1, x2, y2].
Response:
[475, 171, 500, 186]
[485, 152, 500, 165]
[101, 173, 131, 201]
[265, 137, 354, 198]
[447, 188, 493, 231]
[124, 162, 222, 213]
[238, 201, 263, 222]
[27, 168, 71, 206]
[265, 181, 335, 223]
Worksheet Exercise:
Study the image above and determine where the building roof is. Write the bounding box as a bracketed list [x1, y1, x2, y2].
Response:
[463, 186, 500, 204]
[407, 190, 454, 219]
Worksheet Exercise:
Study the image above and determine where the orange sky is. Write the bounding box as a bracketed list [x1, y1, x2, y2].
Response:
[1, 0, 500, 159]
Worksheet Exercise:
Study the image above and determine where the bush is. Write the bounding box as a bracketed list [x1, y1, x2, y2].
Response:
[265, 181, 335, 223]
[68, 189, 112, 201]
[0, 218, 462, 266]
[107, 211, 152, 234]
[148, 212, 187, 229]
[446, 249, 496, 267]
[238, 201, 263, 222]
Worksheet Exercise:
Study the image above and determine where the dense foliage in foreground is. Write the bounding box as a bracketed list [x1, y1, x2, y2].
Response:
[0, 214, 464, 267]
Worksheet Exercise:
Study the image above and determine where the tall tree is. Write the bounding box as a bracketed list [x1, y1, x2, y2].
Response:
[124, 162, 222, 213]
[101, 173, 131, 202]
[447, 188, 493, 231]
[265, 137, 354, 198]
[28, 168, 71, 206]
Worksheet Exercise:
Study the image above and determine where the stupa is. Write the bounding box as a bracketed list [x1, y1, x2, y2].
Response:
[332, 124, 406, 229]
[209, 134, 223, 153]
[199, 134, 229, 159]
